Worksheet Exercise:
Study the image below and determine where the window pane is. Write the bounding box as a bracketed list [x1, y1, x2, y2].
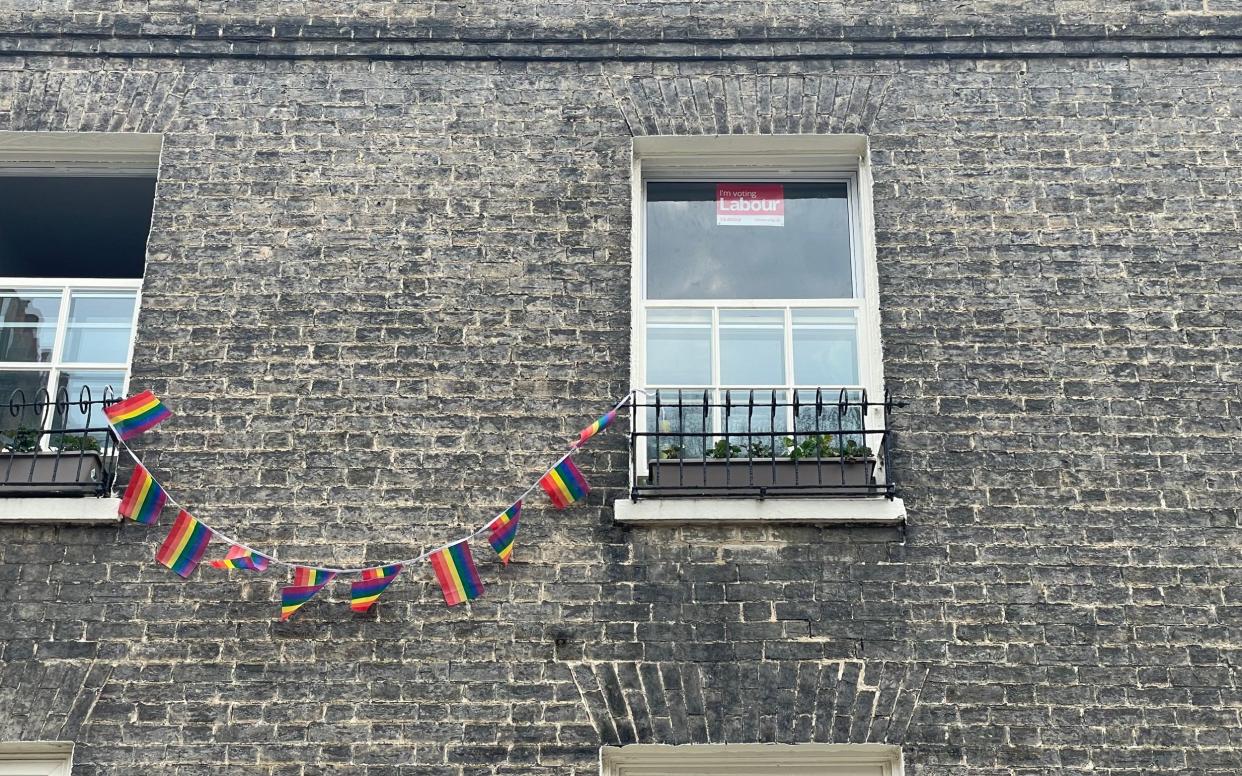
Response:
[646, 181, 853, 300]
[62, 293, 137, 364]
[646, 308, 711, 385]
[719, 309, 784, 386]
[0, 291, 61, 362]
[50, 370, 125, 447]
[646, 388, 710, 461]
[794, 388, 866, 450]
[0, 370, 50, 448]
[723, 389, 788, 456]
[792, 309, 859, 386]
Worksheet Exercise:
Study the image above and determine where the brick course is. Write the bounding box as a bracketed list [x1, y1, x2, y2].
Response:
[0, 7, 1240, 775]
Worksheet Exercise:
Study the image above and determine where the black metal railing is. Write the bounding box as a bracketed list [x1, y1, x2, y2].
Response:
[629, 388, 901, 500]
[0, 386, 122, 497]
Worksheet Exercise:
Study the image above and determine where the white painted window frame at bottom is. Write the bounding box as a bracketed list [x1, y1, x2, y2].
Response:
[0, 742, 73, 776]
[613, 496, 905, 525]
[628, 135, 895, 519]
[0, 497, 122, 525]
[601, 743, 904, 776]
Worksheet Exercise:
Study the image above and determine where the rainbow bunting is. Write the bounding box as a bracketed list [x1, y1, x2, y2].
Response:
[280, 567, 336, 620]
[155, 510, 213, 578]
[350, 564, 403, 613]
[487, 500, 522, 564]
[210, 545, 270, 572]
[429, 541, 483, 606]
[576, 409, 617, 447]
[104, 390, 172, 441]
[539, 457, 590, 509]
[117, 465, 166, 525]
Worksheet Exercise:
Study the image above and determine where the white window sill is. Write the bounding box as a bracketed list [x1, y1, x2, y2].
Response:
[613, 496, 905, 524]
[0, 497, 121, 524]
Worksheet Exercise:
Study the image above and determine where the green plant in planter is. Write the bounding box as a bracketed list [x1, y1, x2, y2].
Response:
[746, 441, 774, 458]
[52, 434, 101, 452]
[659, 444, 685, 460]
[708, 439, 743, 459]
[1, 426, 40, 453]
[783, 435, 873, 461]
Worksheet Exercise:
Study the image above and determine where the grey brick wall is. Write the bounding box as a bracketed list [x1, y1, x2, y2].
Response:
[0, 6, 1240, 775]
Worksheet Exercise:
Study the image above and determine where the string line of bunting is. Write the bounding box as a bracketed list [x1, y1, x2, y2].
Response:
[104, 390, 626, 619]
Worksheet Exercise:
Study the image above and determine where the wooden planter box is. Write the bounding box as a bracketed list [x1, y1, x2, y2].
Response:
[646, 456, 877, 494]
[0, 451, 106, 494]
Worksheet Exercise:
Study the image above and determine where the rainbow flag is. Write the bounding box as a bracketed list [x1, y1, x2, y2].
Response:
[280, 567, 336, 620]
[539, 458, 590, 509]
[487, 500, 522, 564]
[576, 409, 617, 447]
[210, 545, 270, 572]
[117, 465, 166, 525]
[350, 564, 403, 613]
[104, 390, 172, 441]
[155, 510, 213, 578]
[430, 541, 483, 606]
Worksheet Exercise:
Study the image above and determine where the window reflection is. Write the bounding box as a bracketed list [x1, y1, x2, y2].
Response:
[646, 181, 853, 300]
[0, 292, 60, 363]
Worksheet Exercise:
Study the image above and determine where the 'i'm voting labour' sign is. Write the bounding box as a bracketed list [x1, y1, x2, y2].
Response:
[716, 183, 784, 227]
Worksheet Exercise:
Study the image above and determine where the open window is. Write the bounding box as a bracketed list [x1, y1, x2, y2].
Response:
[621, 136, 903, 522]
[0, 132, 159, 501]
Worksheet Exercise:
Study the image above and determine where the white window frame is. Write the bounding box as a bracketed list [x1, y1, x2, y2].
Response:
[0, 742, 73, 776]
[0, 278, 143, 432]
[601, 743, 903, 776]
[0, 132, 160, 444]
[639, 172, 874, 397]
[630, 135, 886, 457]
[619, 136, 905, 522]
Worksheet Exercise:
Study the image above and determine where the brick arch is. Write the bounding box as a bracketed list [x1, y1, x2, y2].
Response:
[569, 659, 928, 747]
[0, 68, 196, 133]
[606, 74, 893, 137]
[0, 657, 113, 742]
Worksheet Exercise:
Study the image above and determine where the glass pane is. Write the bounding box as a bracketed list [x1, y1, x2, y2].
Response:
[794, 389, 867, 453]
[50, 370, 125, 448]
[645, 388, 710, 462]
[0, 291, 61, 362]
[723, 389, 788, 458]
[719, 309, 784, 386]
[62, 293, 137, 364]
[792, 309, 859, 386]
[646, 308, 711, 385]
[0, 370, 50, 450]
[646, 181, 853, 300]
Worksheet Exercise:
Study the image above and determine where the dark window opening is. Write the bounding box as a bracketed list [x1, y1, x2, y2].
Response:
[0, 176, 155, 279]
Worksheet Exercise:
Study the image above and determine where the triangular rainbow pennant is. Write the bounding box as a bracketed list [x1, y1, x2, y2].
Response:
[280, 567, 336, 621]
[487, 501, 522, 564]
[575, 409, 617, 447]
[210, 545, 270, 571]
[350, 564, 403, 613]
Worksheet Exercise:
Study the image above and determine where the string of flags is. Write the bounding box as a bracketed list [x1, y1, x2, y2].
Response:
[103, 389, 626, 620]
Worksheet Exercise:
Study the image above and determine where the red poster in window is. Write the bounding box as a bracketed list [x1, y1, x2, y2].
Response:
[716, 183, 785, 227]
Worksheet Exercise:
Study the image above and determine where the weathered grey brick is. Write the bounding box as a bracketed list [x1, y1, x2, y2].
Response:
[0, 4, 1239, 774]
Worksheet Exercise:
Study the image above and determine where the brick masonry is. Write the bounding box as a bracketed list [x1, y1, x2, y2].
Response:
[0, 5, 1240, 775]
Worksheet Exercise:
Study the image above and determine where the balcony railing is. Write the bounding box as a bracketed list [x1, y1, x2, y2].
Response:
[629, 388, 901, 500]
[0, 387, 121, 497]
